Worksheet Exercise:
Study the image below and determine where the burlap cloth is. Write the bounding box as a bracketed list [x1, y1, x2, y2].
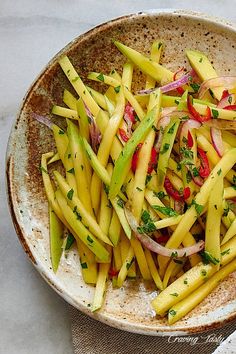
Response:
[69, 305, 236, 354]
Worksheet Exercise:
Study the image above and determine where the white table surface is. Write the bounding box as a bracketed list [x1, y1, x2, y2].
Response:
[1, 1, 236, 353]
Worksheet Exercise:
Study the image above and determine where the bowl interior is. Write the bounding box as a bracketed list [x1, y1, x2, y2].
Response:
[6, 10, 236, 335]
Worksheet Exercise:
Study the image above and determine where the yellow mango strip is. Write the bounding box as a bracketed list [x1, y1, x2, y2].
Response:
[120, 232, 136, 278]
[49, 204, 64, 273]
[41, 152, 68, 227]
[222, 217, 236, 245]
[88, 71, 120, 88]
[152, 234, 236, 316]
[168, 259, 236, 324]
[166, 170, 184, 191]
[52, 105, 78, 119]
[53, 171, 112, 246]
[114, 41, 173, 83]
[163, 258, 185, 289]
[77, 238, 98, 285]
[205, 175, 223, 270]
[48, 152, 60, 164]
[104, 95, 115, 116]
[98, 164, 113, 235]
[63, 89, 77, 110]
[64, 145, 78, 197]
[59, 56, 101, 116]
[67, 119, 93, 215]
[113, 244, 122, 271]
[51, 125, 68, 167]
[154, 215, 184, 229]
[55, 190, 110, 262]
[122, 61, 134, 91]
[108, 210, 121, 246]
[145, 249, 163, 290]
[168, 158, 182, 179]
[92, 261, 110, 311]
[224, 187, 236, 199]
[117, 246, 135, 287]
[222, 200, 235, 229]
[222, 131, 236, 148]
[85, 85, 108, 110]
[145, 41, 163, 89]
[90, 87, 125, 214]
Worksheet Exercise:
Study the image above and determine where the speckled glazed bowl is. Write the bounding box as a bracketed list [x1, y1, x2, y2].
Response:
[6, 9, 236, 335]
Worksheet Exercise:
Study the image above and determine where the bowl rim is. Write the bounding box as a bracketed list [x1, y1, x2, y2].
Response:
[6, 8, 236, 336]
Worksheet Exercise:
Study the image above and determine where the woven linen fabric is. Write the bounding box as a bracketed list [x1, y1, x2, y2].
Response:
[69, 305, 236, 354]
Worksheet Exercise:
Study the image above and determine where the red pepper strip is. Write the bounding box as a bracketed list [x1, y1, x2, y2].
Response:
[124, 103, 136, 123]
[187, 130, 194, 148]
[223, 105, 236, 111]
[183, 186, 191, 200]
[119, 128, 129, 142]
[221, 90, 230, 100]
[108, 268, 119, 277]
[187, 95, 211, 122]
[147, 147, 157, 174]
[155, 235, 170, 244]
[173, 67, 185, 95]
[164, 177, 190, 202]
[131, 143, 143, 173]
[197, 148, 210, 178]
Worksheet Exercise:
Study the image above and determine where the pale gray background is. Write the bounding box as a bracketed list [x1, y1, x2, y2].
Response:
[0, 1, 235, 353]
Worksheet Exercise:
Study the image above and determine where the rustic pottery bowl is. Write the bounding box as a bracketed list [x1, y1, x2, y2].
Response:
[6, 9, 236, 335]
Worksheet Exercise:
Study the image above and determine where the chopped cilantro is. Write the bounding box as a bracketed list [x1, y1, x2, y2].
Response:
[81, 165, 84, 170]
[65, 233, 75, 250]
[87, 235, 94, 243]
[170, 293, 179, 297]
[180, 147, 193, 159]
[228, 96, 233, 104]
[126, 257, 134, 270]
[103, 184, 109, 195]
[201, 251, 220, 265]
[67, 168, 75, 174]
[199, 57, 203, 63]
[171, 251, 178, 258]
[173, 259, 183, 264]
[114, 85, 120, 93]
[167, 123, 176, 134]
[217, 168, 222, 176]
[152, 205, 178, 217]
[117, 198, 124, 208]
[67, 189, 74, 200]
[145, 174, 152, 185]
[160, 143, 170, 155]
[152, 125, 158, 132]
[141, 210, 151, 224]
[81, 262, 88, 269]
[221, 249, 230, 256]
[223, 206, 229, 217]
[191, 200, 204, 215]
[192, 167, 199, 177]
[97, 73, 104, 82]
[154, 191, 166, 199]
[186, 170, 192, 183]
[212, 109, 219, 119]
[184, 278, 188, 285]
[39, 166, 48, 174]
[201, 269, 207, 277]
[136, 187, 143, 192]
[190, 83, 200, 93]
[175, 99, 179, 105]
[169, 309, 177, 317]
[58, 129, 65, 135]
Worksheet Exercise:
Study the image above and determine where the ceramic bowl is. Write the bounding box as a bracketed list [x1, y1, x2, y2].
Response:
[6, 9, 236, 335]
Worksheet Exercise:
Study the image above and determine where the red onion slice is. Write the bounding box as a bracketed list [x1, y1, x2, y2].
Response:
[137, 69, 196, 95]
[199, 76, 236, 99]
[124, 207, 205, 258]
[217, 94, 235, 109]
[210, 127, 224, 157]
[32, 113, 53, 129]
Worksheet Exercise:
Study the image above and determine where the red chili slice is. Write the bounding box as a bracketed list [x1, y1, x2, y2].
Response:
[131, 143, 143, 173]
[108, 268, 119, 277]
[176, 87, 185, 95]
[164, 177, 190, 202]
[119, 128, 129, 142]
[187, 130, 194, 148]
[221, 90, 230, 100]
[223, 105, 236, 111]
[147, 147, 157, 174]
[197, 148, 210, 178]
[124, 103, 136, 123]
[187, 95, 211, 122]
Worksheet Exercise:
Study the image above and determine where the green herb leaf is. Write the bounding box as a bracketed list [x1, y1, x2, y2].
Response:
[67, 189, 74, 200]
[141, 210, 151, 224]
[65, 233, 75, 250]
[117, 198, 125, 208]
[39, 166, 48, 174]
[221, 248, 230, 256]
[87, 235, 94, 243]
[126, 257, 134, 270]
[212, 109, 219, 119]
[190, 83, 200, 93]
[167, 123, 176, 134]
[217, 168, 222, 176]
[201, 269, 207, 277]
[81, 262, 88, 269]
[191, 200, 204, 215]
[160, 143, 170, 155]
[170, 293, 179, 297]
[201, 251, 220, 265]
[169, 309, 177, 317]
[58, 129, 65, 135]
[114, 85, 121, 93]
[145, 174, 152, 185]
[67, 168, 75, 174]
[136, 187, 143, 192]
[152, 205, 178, 217]
[97, 73, 104, 82]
